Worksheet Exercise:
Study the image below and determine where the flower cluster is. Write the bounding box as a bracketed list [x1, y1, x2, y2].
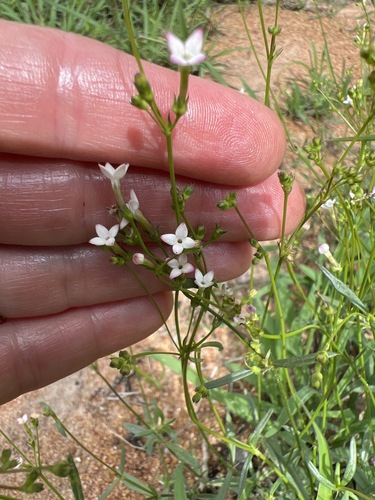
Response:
[89, 162, 215, 289]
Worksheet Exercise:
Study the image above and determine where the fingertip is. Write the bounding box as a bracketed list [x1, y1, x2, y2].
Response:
[173, 79, 286, 185]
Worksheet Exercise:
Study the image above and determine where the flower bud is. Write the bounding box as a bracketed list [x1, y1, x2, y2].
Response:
[172, 96, 188, 117]
[311, 371, 323, 389]
[45, 461, 72, 478]
[132, 253, 145, 265]
[192, 385, 209, 403]
[316, 351, 329, 365]
[268, 25, 281, 36]
[133, 73, 154, 103]
[278, 171, 294, 195]
[211, 224, 227, 241]
[110, 350, 135, 376]
[131, 95, 149, 111]
[217, 192, 237, 210]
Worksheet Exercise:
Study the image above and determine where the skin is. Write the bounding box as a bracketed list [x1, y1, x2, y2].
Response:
[0, 20, 305, 404]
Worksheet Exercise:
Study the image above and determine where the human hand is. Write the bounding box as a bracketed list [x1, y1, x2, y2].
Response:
[0, 20, 305, 404]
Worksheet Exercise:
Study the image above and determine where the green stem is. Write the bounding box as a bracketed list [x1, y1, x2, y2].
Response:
[165, 132, 181, 225]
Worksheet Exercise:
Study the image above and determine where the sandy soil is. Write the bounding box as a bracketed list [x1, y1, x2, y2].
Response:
[0, 2, 368, 498]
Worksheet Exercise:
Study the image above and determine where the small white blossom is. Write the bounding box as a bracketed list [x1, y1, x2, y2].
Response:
[120, 218, 129, 229]
[161, 223, 196, 255]
[13, 457, 23, 469]
[194, 269, 215, 288]
[127, 189, 139, 214]
[318, 243, 330, 256]
[318, 243, 342, 272]
[89, 224, 119, 246]
[133, 253, 145, 265]
[99, 162, 129, 186]
[167, 254, 194, 279]
[321, 198, 336, 210]
[343, 95, 353, 106]
[166, 28, 206, 67]
[17, 414, 28, 425]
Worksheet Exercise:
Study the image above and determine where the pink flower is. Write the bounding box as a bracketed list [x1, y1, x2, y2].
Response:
[166, 28, 206, 67]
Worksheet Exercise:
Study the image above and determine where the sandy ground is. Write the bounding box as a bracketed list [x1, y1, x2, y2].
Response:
[0, 2, 367, 498]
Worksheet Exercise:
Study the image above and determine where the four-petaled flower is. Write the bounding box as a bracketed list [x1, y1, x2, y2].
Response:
[161, 223, 196, 255]
[167, 254, 194, 279]
[166, 28, 206, 67]
[343, 95, 353, 106]
[321, 198, 336, 210]
[89, 224, 119, 246]
[194, 269, 215, 289]
[17, 414, 28, 425]
[99, 162, 129, 186]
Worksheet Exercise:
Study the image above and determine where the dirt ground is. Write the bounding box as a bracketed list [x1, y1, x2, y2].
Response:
[0, 2, 367, 498]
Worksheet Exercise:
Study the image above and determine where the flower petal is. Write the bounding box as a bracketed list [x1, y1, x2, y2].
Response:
[182, 237, 196, 250]
[166, 32, 184, 58]
[95, 224, 109, 238]
[161, 234, 177, 245]
[172, 243, 184, 255]
[99, 162, 115, 179]
[170, 268, 183, 279]
[182, 263, 194, 274]
[175, 222, 188, 239]
[108, 224, 120, 238]
[185, 28, 204, 54]
[89, 237, 105, 246]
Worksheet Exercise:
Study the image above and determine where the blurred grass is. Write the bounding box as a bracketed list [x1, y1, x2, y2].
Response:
[0, 0, 215, 68]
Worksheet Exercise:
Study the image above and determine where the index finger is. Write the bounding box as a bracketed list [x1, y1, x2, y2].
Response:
[0, 20, 285, 185]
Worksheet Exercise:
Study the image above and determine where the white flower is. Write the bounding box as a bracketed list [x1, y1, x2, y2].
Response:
[321, 198, 336, 210]
[17, 414, 28, 425]
[343, 95, 353, 106]
[194, 269, 215, 288]
[161, 223, 196, 255]
[89, 223, 119, 246]
[166, 28, 206, 67]
[167, 254, 194, 279]
[99, 162, 129, 186]
[318, 243, 330, 256]
[127, 189, 139, 214]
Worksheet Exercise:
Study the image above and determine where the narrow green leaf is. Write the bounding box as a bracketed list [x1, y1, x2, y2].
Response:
[313, 422, 332, 480]
[317, 264, 368, 313]
[341, 437, 357, 486]
[313, 422, 333, 500]
[166, 442, 200, 470]
[173, 463, 187, 500]
[204, 369, 253, 389]
[40, 402, 67, 437]
[307, 461, 335, 490]
[216, 471, 233, 500]
[67, 454, 84, 500]
[199, 341, 224, 351]
[249, 409, 273, 446]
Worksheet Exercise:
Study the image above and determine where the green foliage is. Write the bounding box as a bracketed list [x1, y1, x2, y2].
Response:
[1, 0, 375, 499]
[0, 0, 212, 69]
